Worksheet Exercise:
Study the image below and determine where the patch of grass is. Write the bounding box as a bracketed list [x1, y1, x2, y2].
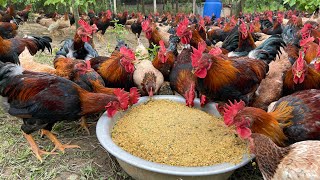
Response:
[34, 52, 55, 66]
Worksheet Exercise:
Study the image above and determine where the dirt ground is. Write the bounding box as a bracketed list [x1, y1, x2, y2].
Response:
[0, 22, 262, 180]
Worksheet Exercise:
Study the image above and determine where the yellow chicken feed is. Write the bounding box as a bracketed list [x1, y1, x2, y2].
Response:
[112, 100, 248, 167]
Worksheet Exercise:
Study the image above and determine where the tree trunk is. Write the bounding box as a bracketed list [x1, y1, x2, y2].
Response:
[154, 0, 157, 14]
[235, 0, 245, 18]
[113, 0, 117, 14]
[175, 0, 178, 13]
[142, 0, 145, 14]
[137, 0, 140, 11]
[163, 0, 166, 11]
[72, 0, 80, 29]
[192, 0, 196, 14]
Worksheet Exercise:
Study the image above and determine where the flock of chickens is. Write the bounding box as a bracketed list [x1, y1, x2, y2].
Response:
[1, 4, 320, 179]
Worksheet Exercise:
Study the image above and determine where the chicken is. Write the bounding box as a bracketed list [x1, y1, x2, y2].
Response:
[16, 4, 32, 22]
[227, 20, 257, 57]
[247, 133, 320, 180]
[152, 37, 179, 81]
[191, 41, 269, 105]
[300, 23, 320, 44]
[91, 10, 112, 37]
[0, 35, 52, 64]
[170, 23, 200, 107]
[130, 13, 143, 38]
[89, 45, 135, 90]
[48, 13, 71, 36]
[207, 17, 237, 44]
[56, 19, 98, 60]
[224, 89, 320, 146]
[0, 21, 18, 39]
[0, 62, 130, 162]
[133, 59, 164, 97]
[141, 19, 171, 48]
[0, 5, 15, 22]
[261, 12, 283, 35]
[19, 47, 55, 74]
[113, 11, 128, 26]
[283, 51, 320, 95]
[170, 47, 197, 107]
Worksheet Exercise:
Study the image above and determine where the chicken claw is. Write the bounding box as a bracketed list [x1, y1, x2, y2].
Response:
[23, 133, 58, 162]
[41, 129, 80, 153]
[77, 117, 96, 135]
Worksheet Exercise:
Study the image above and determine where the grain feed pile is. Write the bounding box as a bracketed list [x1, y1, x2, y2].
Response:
[112, 100, 248, 167]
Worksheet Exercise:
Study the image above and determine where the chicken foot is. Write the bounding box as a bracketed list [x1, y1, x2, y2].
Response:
[23, 133, 57, 162]
[77, 117, 96, 135]
[41, 129, 80, 153]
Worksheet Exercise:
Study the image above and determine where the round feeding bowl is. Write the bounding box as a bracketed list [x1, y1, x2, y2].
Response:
[96, 95, 253, 180]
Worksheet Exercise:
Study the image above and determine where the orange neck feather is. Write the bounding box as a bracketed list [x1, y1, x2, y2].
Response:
[90, 79, 115, 95]
[204, 57, 239, 92]
[76, 85, 117, 115]
[240, 107, 288, 146]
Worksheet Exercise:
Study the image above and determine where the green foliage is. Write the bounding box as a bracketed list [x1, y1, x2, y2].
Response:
[107, 20, 128, 40]
[44, 0, 96, 10]
[147, 43, 160, 61]
[283, 0, 320, 12]
[244, 0, 285, 13]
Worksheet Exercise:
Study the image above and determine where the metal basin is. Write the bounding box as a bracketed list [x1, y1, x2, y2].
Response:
[96, 95, 253, 180]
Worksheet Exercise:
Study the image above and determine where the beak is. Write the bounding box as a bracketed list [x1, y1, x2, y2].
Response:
[88, 35, 93, 38]
[296, 72, 302, 78]
[148, 87, 154, 97]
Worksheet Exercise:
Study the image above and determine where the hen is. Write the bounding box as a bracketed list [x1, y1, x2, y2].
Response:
[56, 19, 98, 60]
[224, 89, 320, 146]
[16, 4, 32, 22]
[0, 35, 52, 64]
[0, 62, 130, 162]
[246, 133, 320, 180]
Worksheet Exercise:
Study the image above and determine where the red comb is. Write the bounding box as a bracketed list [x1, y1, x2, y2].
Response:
[158, 40, 168, 63]
[120, 46, 135, 60]
[114, 88, 129, 110]
[129, 87, 140, 105]
[300, 36, 314, 47]
[209, 47, 222, 56]
[296, 51, 305, 71]
[85, 60, 91, 70]
[317, 38, 320, 57]
[249, 23, 254, 33]
[223, 100, 246, 126]
[191, 41, 207, 68]
[141, 19, 150, 31]
[176, 17, 192, 44]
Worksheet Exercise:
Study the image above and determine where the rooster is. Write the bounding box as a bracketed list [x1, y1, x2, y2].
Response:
[245, 133, 320, 180]
[91, 10, 112, 39]
[191, 41, 269, 105]
[0, 35, 52, 64]
[261, 12, 283, 35]
[283, 51, 320, 95]
[0, 62, 130, 162]
[0, 21, 18, 39]
[141, 19, 171, 48]
[89, 45, 135, 90]
[16, 4, 32, 22]
[170, 21, 202, 107]
[56, 19, 98, 60]
[224, 89, 320, 147]
[130, 13, 143, 38]
[152, 37, 179, 81]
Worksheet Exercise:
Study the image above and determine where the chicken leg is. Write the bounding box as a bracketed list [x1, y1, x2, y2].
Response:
[41, 129, 80, 153]
[77, 116, 93, 135]
[23, 133, 57, 162]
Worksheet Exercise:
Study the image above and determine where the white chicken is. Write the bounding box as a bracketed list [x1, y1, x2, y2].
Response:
[133, 39, 164, 96]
